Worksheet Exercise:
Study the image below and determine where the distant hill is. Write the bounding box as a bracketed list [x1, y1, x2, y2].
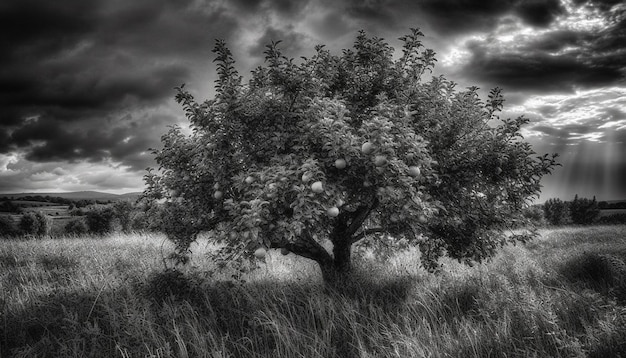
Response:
[0, 191, 142, 202]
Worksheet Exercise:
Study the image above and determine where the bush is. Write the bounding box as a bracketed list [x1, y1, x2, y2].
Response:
[34, 211, 52, 236]
[64, 218, 88, 236]
[543, 198, 570, 225]
[112, 201, 134, 233]
[17, 211, 51, 237]
[19, 212, 39, 235]
[85, 206, 115, 235]
[0, 215, 18, 237]
[522, 205, 546, 226]
[597, 213, 626, 225]
[570, 195, 600, 225]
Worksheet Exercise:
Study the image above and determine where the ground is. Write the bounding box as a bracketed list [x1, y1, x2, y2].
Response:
[1, 225, 626, 357]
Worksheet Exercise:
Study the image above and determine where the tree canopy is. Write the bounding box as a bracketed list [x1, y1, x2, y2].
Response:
[143, 29, 558, 283]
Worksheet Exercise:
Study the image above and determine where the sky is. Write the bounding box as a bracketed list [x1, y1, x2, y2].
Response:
[0, 0, 625, 202]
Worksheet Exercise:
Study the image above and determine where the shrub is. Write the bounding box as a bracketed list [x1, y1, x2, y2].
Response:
[34, 211, 52, 236]
[112, 200, 134, 233]
[85, 206, 115, 235]
[570, 195, 600, 225]
[64, 218, 88, 236]
[522, 205, 546, 226]
[543, 198, 570, 225]
[0, 215, 18, 237]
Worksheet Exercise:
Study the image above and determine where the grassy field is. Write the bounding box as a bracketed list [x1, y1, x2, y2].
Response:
[1, 226, 626, 357]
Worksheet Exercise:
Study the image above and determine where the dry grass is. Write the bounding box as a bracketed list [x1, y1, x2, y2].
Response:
[2, 226, 626, 357]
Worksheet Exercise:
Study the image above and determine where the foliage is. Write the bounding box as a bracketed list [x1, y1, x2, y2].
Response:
[522, 204, 545, 227]
[543, 198, 570, 225]
[64, 218, 88, 236]
[570, 195, 600, 225]
[145, 29, 558, 282]
[18, 211, 51, 237]
[597, 213, 626, 225]
[0, 200, 21, 213]
[112, 200, 134, 233]
[0, 215, 18, 237]
[85, 206, 116, 235]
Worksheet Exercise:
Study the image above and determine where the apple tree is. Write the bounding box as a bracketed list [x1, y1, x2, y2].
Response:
[144, 29, 558, 283]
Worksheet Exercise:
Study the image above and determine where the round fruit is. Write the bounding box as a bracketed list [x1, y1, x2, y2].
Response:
[327, 206, 340, 217]
[363, 181, 372, 187]
[213, 183, 220, 190]
[170, 189, 179, 197]
[254, 247, 266, 259]
[280, 247, 289, 255]
[408, 166, 421, 177]
[213, 190, 223, 199]
[374, 155, 387, 166]
[337, 199, 345, 207]
[418, 215, 427, 224]
[245, 176, 255, 184]
[495, 167, 503, 175]
[301, 172, 312, 183]
[361, 141, 374, 154]
[335, 158, 347, 169]
[311, 181, 324, 193]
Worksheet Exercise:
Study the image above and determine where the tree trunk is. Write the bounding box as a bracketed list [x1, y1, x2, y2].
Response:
[319, 239, 353, 285]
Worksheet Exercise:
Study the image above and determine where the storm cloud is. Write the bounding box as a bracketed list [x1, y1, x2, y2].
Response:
[0, 0, 624, 199]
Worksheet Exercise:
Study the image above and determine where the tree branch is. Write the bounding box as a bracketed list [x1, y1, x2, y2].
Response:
[350, 227, 387, 244]
[345, 196, 379, 237]
[269, 230, 332, 265]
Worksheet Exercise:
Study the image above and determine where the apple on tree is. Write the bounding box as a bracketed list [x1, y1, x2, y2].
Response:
[311, 181, 324, 193]
[335, 158, 347, 169]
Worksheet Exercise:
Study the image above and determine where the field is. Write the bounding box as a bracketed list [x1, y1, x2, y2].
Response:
[2, 226, 626, 357]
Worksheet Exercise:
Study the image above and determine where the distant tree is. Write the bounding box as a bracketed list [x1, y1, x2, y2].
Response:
[144, 29, 558, 283]
[543, 198, 570, 225]
[0, 200, 21, 213]
[522, 204, 545, 226]
[570, 195, 600, 225]
[0, 215, 18, 237]
[34, 211, 52, 236]
[64, 218, 88, 236]
[112, 200, 134, 233]
[18, 211, 50, 236]
[85, 206, 116, 235]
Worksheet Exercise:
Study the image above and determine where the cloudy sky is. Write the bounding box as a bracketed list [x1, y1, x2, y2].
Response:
[0, 0, 624, 201]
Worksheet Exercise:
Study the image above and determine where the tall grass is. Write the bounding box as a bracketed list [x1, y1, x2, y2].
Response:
[2, 226, 626, 357]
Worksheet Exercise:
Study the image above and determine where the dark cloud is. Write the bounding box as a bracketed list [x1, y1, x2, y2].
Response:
[515, 0, 565, 27]
[7, 112, 168, 171]
[462, 43, 623, 92]
[457, 3, 626, 93]
[0, 0, 242, 182]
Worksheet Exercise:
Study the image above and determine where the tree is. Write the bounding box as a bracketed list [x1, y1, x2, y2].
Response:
[85, 206, 115, 235]
[19, 212, 39, 236]
[144, 29, 558, 284]
[0, 215, 18, 237]
[570, 194, 600, 225]
[543, 198, 570, 225]
[112, 200, 134, 233]
[64, 218, 88, 236]
[18, 211, 50, 237]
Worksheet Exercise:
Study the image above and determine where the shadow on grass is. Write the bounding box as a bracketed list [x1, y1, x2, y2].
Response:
[138, 268, 416, 358]
[559, 252, 626, 302]
[1, 289, 114, 357]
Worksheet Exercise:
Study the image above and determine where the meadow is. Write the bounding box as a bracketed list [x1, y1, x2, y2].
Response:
[1, 226, 626, 357]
